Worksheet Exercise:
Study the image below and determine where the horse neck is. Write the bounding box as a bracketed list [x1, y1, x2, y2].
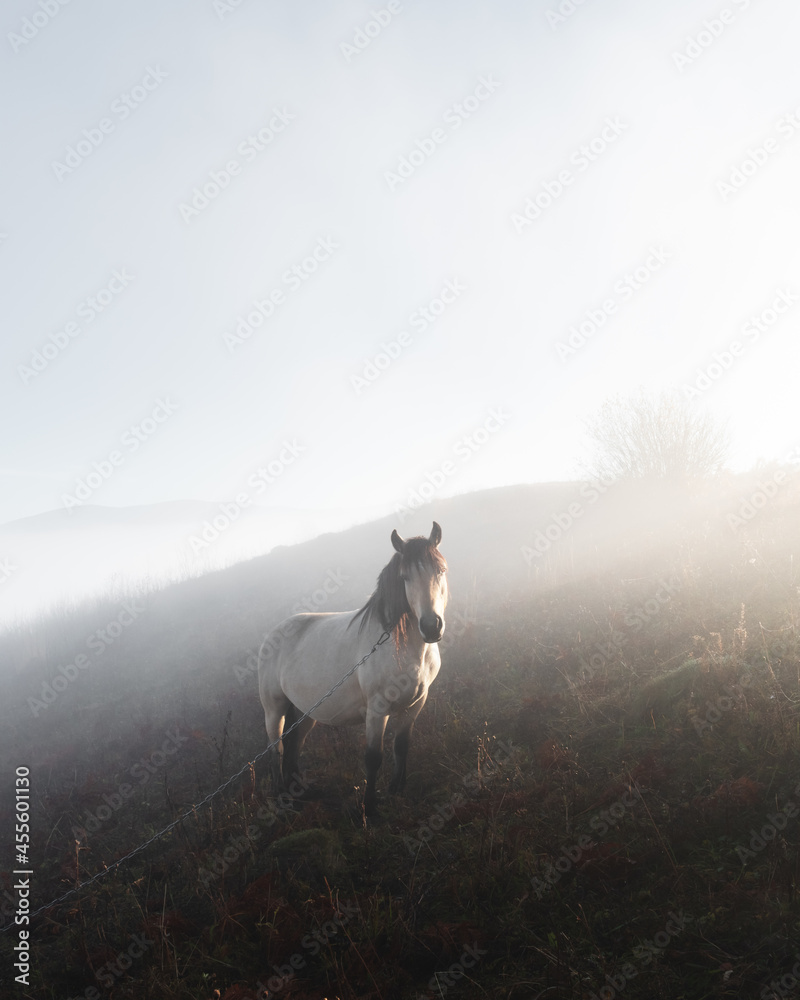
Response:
[392, 610, 429, 666]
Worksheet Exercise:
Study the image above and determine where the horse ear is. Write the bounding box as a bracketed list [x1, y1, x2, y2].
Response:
[429, 521, 442, 547]
[391, 529, 405, 553]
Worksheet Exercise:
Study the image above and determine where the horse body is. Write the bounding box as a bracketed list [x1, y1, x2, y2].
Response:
[257, 522, 447, 815]
[262, 611, 440, 726]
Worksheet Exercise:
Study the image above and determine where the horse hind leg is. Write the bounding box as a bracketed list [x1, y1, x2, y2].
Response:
[281, 703, 316, 787]
[263, 702, 286, 793]
[259, 641, 289, 793]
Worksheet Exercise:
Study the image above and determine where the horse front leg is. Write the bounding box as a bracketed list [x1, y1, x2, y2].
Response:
[364, 708, 388, 818]
[387, 724, 411, 795]
[389, 692, 427, 796]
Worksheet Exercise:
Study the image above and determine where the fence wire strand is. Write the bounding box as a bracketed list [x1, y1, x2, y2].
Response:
[1, 627, 391, 933]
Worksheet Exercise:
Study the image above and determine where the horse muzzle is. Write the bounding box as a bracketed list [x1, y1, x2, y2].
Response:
[419, 614, 445, 643]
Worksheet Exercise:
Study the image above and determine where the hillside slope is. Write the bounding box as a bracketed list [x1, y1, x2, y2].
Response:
[2, 473, 800, 998]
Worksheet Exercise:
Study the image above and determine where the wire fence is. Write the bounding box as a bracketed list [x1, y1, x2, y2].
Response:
[1, 627, 392, 934]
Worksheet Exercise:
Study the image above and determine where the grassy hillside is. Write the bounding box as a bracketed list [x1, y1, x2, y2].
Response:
[2, 474, 800, 998]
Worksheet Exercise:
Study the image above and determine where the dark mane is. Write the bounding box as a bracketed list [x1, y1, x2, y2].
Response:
[351, 536, 448, 647]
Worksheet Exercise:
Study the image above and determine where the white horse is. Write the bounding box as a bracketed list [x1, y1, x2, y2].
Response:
[258, 522, 448, 816]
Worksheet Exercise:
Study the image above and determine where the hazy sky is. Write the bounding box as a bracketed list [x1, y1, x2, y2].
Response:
[3, 0, 800, 528]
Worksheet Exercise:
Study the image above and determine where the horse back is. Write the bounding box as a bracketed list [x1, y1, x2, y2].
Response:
[258, 611, 362, 684]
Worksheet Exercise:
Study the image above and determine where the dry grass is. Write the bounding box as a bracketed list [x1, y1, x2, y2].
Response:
[3, 480, 800, 997]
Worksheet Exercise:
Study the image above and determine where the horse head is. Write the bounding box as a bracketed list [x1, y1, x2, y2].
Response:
[390, 521, 448, 643]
